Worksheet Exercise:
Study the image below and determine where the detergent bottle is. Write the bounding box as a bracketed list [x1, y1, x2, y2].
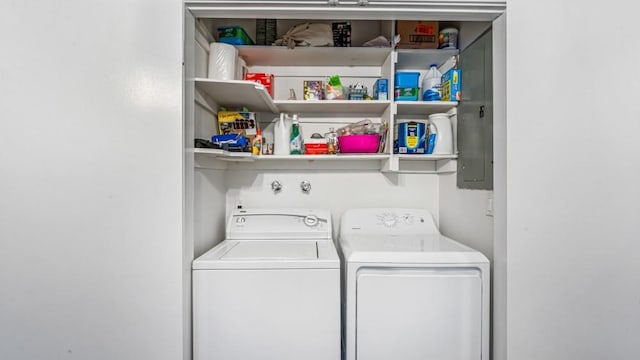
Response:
[422, 64, 442, 101]
[289, 114, 303, 155]
[274, 113, 291, 155]
[427, 113, 453, 155]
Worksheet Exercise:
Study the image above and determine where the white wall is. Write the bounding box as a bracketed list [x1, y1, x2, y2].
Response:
[507, 1, 640, 359]
[224, 170, 440, 238]
[0, 1, 184, 360]
[194, 169, 227, 257]
[439, 174, 493, 259]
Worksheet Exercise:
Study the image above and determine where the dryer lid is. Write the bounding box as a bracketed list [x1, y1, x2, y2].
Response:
[340, 234, 489, 265]
[342, 234, 470, 253]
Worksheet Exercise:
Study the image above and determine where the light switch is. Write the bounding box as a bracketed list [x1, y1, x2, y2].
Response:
[486, 197, 494, 217]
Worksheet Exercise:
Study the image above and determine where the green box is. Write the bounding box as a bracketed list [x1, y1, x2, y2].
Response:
[217, 26, 254, 45]
[394, 87, 419, 101]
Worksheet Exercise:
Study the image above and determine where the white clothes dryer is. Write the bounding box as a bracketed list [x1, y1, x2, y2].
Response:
[193, 209, 340, 360]
[339, 208, 490, 360]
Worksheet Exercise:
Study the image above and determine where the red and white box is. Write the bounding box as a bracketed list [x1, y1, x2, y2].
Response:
[304, 137, 329, 155]
[245, 72, 275, 98]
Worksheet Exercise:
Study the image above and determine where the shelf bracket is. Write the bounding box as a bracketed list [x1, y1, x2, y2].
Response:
[381, 155, 399, 172]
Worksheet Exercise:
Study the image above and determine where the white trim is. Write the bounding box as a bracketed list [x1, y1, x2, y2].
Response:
[186, 1, 506, 21]
[491, 11, 507, 360]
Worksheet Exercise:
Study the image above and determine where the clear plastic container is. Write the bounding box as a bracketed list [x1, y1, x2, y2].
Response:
[335, 119, 374, 136]
[325, 127, 338, 154]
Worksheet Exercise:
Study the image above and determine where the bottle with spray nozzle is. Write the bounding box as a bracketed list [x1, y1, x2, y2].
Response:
[289, 114, 303, 155]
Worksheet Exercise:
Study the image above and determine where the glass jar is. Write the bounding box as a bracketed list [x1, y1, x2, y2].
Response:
[325, 127, 338, 154]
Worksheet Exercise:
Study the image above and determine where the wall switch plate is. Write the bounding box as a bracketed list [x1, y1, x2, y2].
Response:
[486, 196, 494, 217]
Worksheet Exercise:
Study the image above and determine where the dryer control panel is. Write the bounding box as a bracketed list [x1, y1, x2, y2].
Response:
[227, 209, 332, 240]
[340, 208, 440, 236]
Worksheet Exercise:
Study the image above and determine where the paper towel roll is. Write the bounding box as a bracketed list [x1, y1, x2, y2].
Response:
[207, 42, 238, 80]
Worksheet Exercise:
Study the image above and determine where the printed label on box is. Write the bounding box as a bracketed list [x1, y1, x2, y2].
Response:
[245, 73, 274, 98]
[441, 69, 462, 102]
[218, 112, 257, 136]
[304, 80, 324, 100]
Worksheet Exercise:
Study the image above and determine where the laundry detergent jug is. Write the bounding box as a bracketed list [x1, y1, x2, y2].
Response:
[422, 64, 442, 101]
[274, 113, 292, 155]
[427, 113, 453, 155]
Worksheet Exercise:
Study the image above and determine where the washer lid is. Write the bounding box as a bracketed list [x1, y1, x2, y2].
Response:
[222, 241, 317, 260]
[193, 240, 340, 270]
[340, 234, 489, 264]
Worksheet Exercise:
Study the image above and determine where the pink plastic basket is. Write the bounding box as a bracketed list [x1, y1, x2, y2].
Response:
[337, 134, 381, 153]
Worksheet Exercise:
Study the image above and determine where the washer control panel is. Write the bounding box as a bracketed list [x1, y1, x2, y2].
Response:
[227, 209, 331, 240]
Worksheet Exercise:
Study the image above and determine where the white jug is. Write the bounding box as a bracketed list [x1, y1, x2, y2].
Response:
[428, 113, 453, 155]
[273, 113, 292, 155]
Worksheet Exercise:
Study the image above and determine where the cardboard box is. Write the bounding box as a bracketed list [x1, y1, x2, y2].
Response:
[217, 26, 254, 45]
[394, 87, 419, 101]
[245, 73, 274, 98]
[256, 19, 277, 45]
[374, 79, 388, 100]
[303, 80, 323, 100]
[332, 22, 351, 47]
[217, 111, 257, 136]
[396, 21, 438, 49]
[441, 68, 462, 101]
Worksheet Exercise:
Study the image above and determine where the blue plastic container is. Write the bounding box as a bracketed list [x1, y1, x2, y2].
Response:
[394, 72, 420, 101]
[394, 121, 426, 154]
[395, 72, 420, 88]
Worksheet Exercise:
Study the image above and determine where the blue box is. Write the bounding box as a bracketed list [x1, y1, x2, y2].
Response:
[394, 121, 426, 154]
[373, 78, 388, 100]
[441, 69, 462, 101]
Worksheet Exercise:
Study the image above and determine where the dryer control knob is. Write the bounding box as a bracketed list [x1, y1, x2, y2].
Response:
[378, 212, 398, 228]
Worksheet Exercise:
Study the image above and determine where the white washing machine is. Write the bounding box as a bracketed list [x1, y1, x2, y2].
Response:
[193, 209, 340, 360]
[339, 208, 490, 360]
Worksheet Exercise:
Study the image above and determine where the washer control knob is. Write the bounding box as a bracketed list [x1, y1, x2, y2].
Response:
[304, 215, 319, 227]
